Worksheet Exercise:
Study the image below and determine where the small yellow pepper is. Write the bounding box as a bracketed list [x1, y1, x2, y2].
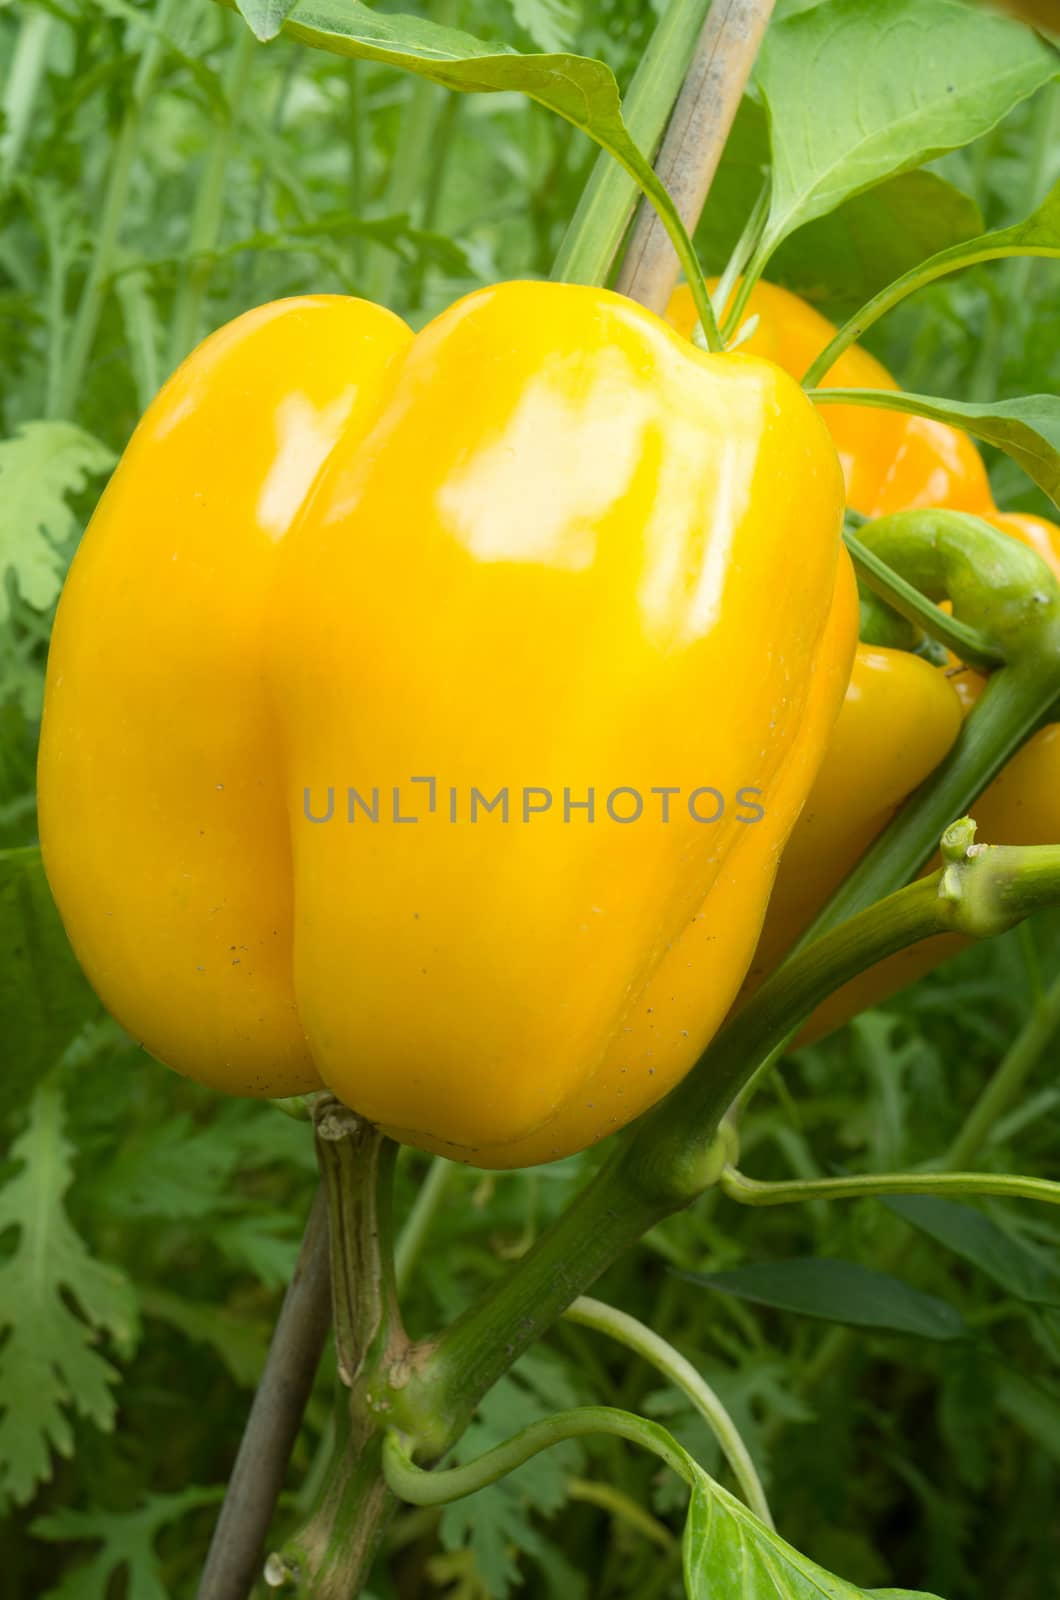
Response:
[39, 281, 853, 1167]
[753, 512, 1060, 1040]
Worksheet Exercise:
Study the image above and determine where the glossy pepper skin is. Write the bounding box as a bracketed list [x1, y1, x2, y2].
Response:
[667, 280, 993, 518]
[39, 281, 853, 1169]
[748, 512, 1060, 1039]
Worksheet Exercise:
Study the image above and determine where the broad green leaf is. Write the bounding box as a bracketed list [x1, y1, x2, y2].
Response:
[0, 422, 114, 620]
[997, 1371, 1060, 1465]
[805, 176, 1060, 377]
[771, 173, 984, 318]
[756, 0, 1057, 254]
[677, 1258, 967, 1341]
[0, 846, 102, 1118]
[0, 1081, 139, 1505]
[697, 100, 984, 315]
[682, 1461, 944, 1600]
[234, 0, 297, 40]
[808, 388, 1060, 508]
[885, 1195, 1060, 1307]
[32, 1488, 221, 1600]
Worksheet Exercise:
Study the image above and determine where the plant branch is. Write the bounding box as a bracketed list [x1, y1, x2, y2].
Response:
[721, 1166, 1060, 1208]
[195, 1184, 332, 1600]
[390, 825, 1060, 1457]
[563, 1296, 773, 1526]
[946, 964, 1060, 1169]
[613, 0, 776, 314]
[383, 1407, 696, 1506]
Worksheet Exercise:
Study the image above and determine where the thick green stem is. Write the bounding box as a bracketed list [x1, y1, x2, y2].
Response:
[552, 0, 710, 286]
[390, 829, 1060, 1457]
[267, 1104, 408, 1599]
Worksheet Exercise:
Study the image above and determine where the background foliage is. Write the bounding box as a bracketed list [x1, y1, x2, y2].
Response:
[0, 0, 1058, 1595]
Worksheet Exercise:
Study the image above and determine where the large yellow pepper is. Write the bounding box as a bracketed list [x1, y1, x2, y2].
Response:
[39, 281, 854, 1168]
[667, 280, 994, 518]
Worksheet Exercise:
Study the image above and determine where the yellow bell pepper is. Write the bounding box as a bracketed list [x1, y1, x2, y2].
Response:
[39, 281, 853, 1168]
[667, 280, 994, 519]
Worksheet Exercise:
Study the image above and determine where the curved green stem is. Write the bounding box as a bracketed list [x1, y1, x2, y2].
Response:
[553, 0, 711, 287]
[844, 528, 1004, 671]
[720, 234, 771, 340]
[383, 1406, 696, 1507]
[856, 510, 1060, 663]
[722, 1166, 1060, 1209]
[563, 1296, 773, 1526]
[713, 181, 770, 335]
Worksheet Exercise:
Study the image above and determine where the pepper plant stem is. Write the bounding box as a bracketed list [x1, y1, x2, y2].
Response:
[945, 965, 1060, 1170]
[390, 832, 1060, 1458]
[613, 0, 776, 315]
[267, 1104, 408, 1599]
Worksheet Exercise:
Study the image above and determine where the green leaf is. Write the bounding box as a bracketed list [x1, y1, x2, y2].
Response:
[236, 0, 707, 327]
[804, 176, 1060, 378]
[771, 173, 984, 318]
[0, 1081, 139, 1505]
[756, 0, 1058, 254]
[32, 1488, 221, 1600]
[234, 0, 296, 41]
[884, 1195, 1060, 1307]
[676, 1258, 968, 1341]
[0, 846, 102, 1119]
[0, 422, 113, 620]
[807, 388, 1060, 508]
[137, 1286, 268, 1388]
[682, 1461, 944, 1599]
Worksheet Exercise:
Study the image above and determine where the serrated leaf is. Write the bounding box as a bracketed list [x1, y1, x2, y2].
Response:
[0, 422, 114, 620]
[32, 1487, 221, 1600]
[234, 0, 297, 40]
[137, 1286, 268, 1387]
[682, 1462, 945, 1600]
[0, 1081, 139, 1505]
[808, 388, 1060, 507]
[0, 846, 102, 1118]
[676, 1258, 968, 1341]
[885, 1194, 1060, 1306]
[756, 0, 1057, 253]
